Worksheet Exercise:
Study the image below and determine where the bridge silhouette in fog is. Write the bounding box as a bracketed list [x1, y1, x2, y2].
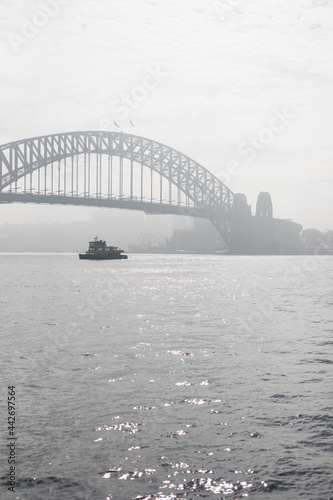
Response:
[0, 131, 251, 249]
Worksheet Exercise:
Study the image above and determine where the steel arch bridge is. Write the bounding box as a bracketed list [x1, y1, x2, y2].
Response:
[0, 131, 245, 247]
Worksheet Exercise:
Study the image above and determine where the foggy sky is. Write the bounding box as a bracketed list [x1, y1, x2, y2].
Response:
[0, 0, 332, 230]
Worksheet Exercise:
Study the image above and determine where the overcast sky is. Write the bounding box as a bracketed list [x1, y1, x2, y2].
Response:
[0, 0, 332, 230]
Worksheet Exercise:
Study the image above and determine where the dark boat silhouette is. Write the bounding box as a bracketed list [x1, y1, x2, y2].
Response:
[79, 237, 128, 260]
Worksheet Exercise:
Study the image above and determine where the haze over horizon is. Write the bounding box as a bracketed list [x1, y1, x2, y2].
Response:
[0, 0, 332, 231]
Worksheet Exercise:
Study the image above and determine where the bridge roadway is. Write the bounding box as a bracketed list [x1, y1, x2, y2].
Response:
[0, 192, 214, 219]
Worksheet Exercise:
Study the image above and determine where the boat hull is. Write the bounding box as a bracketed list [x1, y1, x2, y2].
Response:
[79, 253, 128, 260]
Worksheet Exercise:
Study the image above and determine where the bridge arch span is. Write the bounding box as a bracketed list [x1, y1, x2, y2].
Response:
[0, 131, 240, 245]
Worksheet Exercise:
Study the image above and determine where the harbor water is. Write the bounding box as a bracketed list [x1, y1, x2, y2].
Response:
[1, 254, 332, 500]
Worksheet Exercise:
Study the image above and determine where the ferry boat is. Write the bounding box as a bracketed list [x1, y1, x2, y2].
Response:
[79, 237, 128, 260]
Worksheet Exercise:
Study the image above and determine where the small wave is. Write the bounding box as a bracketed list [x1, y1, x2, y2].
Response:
[167, 350, 195, 357]
[100, 467, 156, 480]
[0, 476, 82, 497]
[98, 422, 140, 433]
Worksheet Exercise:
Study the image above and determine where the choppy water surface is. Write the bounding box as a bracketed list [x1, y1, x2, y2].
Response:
[1, 254, 332, 500]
